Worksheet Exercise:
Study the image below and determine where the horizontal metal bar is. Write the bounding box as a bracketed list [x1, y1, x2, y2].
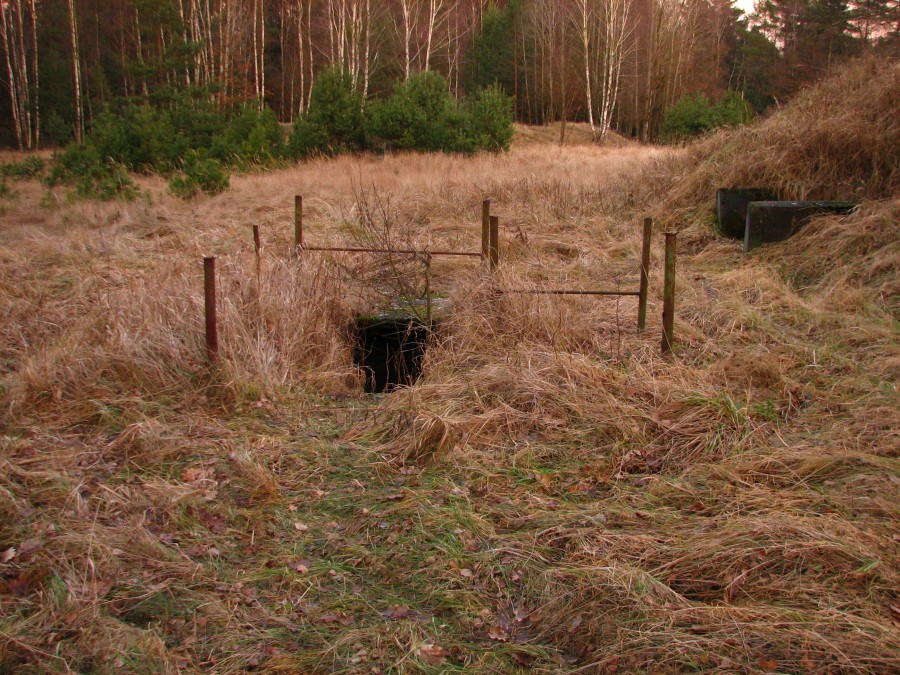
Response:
[302, 245, 482, 258]
[500, 289, 641, 297]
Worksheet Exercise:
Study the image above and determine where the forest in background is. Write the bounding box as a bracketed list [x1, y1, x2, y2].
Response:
[1, 0, 898, 151]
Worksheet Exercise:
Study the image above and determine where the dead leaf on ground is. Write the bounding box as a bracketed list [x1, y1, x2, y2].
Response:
[316, 612, 354, 626]
[512, 651, 535, 667]
[182, 467, 215, 484]
[1, 547, 15, 563]
[17, 538, 43, 559]
[759, 658, 779, 672]
[417, 643, 448, 666]
[488, 625, 509, 642]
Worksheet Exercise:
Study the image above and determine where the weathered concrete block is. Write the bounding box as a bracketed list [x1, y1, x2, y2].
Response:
[744, 201, 859, 252]
[716, 188, 777, 239]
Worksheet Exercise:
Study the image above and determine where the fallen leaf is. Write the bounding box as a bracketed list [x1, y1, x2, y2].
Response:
[317, 612, 353, 625]
[512, 651, 535, 667]
[182, 467, 214, 484]
[293, 561, 310, 574]
[7, 573, 30, 596]
[1, 547, 15, 563]
[488, 625, 509, 642]
[417, 643, 447, 666]
[198, 508, 227, 533]
[459, 568, 474, 578]
[293, 522, 309, 532]
[759, 658, 779, 672]
[18, 538, 43, 558]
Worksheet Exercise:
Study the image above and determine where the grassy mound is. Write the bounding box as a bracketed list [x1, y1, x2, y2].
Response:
[657, 55, 900, 318]
[666, 56, 899, 213]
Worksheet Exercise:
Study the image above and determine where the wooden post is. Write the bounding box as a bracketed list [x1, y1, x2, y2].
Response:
[424, 254, 432, 327]
[294, 195, 303, 254]
[252, 224, 262, 287]
[661, 232, 676, 354]
[637, 217, 652, 330]
[489, 215, 499, 271]
[481, 199, 491, 264]
[203, 257, 218, 362]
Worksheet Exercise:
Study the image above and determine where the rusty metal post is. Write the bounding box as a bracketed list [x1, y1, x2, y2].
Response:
[637, 217, 652, 330]
[203, 257, 218, 362]
[489, 215, 499, 271]
[481, 199, 491, 264]
[294, 195, 303, 254]
[661, 232, 676, 354]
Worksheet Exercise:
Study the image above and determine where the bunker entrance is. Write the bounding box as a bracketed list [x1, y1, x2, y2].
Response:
[353, 316, 433, 393]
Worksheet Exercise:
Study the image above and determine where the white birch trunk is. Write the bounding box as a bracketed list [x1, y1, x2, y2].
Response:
[67, 0, 84, 142]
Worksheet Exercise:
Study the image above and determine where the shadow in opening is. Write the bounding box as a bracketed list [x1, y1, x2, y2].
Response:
[353, 317, 433, 393]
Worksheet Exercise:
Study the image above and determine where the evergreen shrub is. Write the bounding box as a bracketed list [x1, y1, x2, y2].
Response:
[661, 92, 753, 142]
[169, 150, 229, 198]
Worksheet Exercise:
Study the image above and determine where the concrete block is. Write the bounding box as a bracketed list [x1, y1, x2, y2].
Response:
[744, 201, 859, 252]
[716, 188, 778, 239]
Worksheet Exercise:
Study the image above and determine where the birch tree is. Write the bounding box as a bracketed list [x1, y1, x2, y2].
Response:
[0, 0, 40, 149]
[67, 0, 83, 142]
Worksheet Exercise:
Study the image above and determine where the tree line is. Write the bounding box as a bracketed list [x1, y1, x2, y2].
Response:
[2, 0, 897, 151]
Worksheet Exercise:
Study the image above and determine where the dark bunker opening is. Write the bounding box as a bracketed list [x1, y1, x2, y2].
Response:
[353, 317, 433, 393]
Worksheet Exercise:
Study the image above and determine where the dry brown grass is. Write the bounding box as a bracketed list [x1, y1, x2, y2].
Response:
[1, 58, 898, 673]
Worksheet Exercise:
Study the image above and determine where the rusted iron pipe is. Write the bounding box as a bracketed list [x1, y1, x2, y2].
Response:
[501, 289, 641, 297]
[302, 245, 481, 258]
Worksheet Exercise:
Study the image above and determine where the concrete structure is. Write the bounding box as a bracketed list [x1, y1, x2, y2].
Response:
[716, 188, 778, 239]
[744, 201, 859, 252]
